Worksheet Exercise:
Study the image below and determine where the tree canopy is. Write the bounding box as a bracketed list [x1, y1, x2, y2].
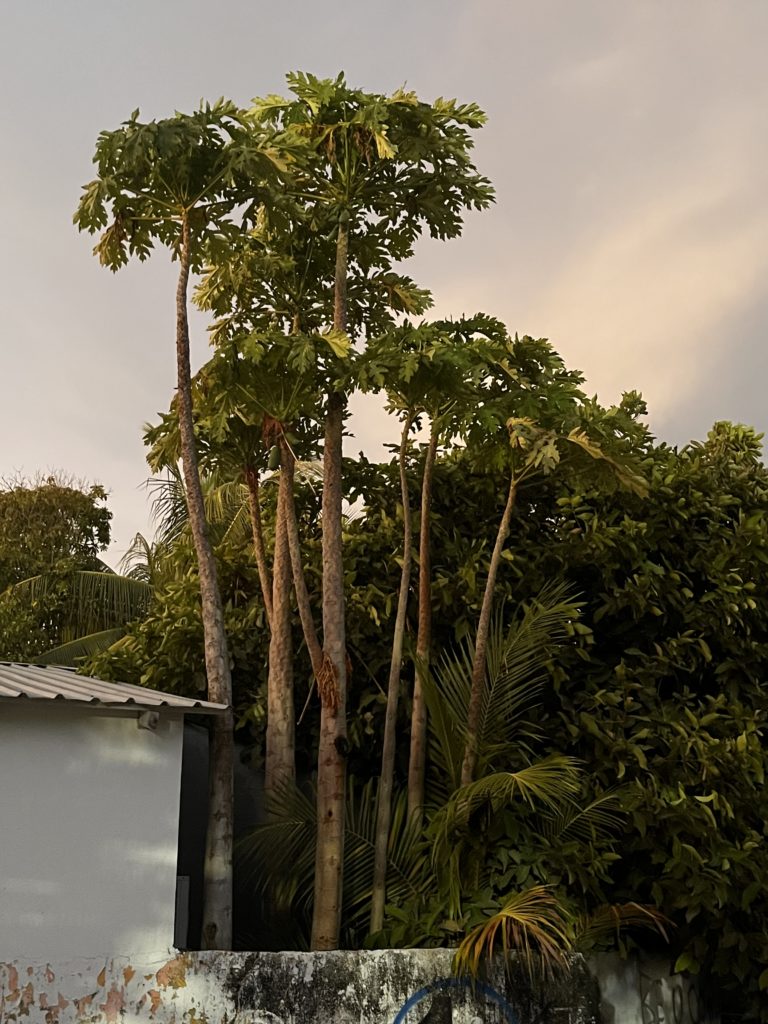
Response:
[0, 474, 111, 588]
[58, 70, 768, 1020]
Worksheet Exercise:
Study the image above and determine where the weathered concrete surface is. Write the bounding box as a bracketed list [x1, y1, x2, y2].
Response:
[0, 949, 597, 1023]
[593, 953, 719, 1024]
[0, 949, 717, 1024]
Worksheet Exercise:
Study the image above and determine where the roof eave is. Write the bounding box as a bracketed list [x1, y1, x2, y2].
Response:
[0, 695, 230, 715]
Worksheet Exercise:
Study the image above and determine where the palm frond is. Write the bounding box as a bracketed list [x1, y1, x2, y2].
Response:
[435, 757, 582, 837]
[454, 885, 573, 980]
[200, 478, 253, 548]
[34, 627, 128, 666]
[430, 757, 583, 891]
[148, 469, 189, 547]
[541, 790, 626, 844]
[236, 777, 427, 948]
[294, 459, 324, 486]
[119, 533, 156, 583]
[425, 583, 581, 795]
[11, 570, 151, 640]
[481, 582, 580, 759]
[421, 641, 474, 796]
[236, 780, 317, 929]
[574, 902, 672, 951]
[220, 495, 253, 546]
[343, 780, 428, 939]
[204, 478, 247, 523]
[149, 467, 262, 549]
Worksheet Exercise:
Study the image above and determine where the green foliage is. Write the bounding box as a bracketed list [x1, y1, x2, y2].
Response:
[0, 476, 149, 664]
[195, 72, 492, 379]
[0, 569, 151, 666]
[250, 70, 494, 256]
[357, 314, 507, 426]
[237, 778, 427, 949]
[144, 331, 329, 484]
[234, 590, 619, 962]
[455, 893, 669, 982]
[422, 584, 582, 797]
[0, 475, 111, 588]
[507, 420, 768, 1018]
[70, 69, 768, 1014]
[74, 100, 282, 271]
[90, 328, 768, 1015]
[34, 627, 129, 666]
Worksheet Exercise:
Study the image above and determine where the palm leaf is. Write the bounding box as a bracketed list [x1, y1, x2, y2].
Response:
[118, 532, 165, 584]
[236, 777, 427, 948]
[34, 627, 128, 666]
[424, 583, 581, 798]
[205, 479, 253, 546]
[430, 757, 583, 916]
[342, 780, 429, 940]
[454, 885, 573, 980]
[421, 641, 474, 796]
[433, 756, 582, 856]
[574, 902, 672, 951]
[481, 582, 580, 761]
[236, 780, 317, 939]
[148, 469, 190, 547]
[541, 790, 626, 844]
[11, 570, 151, 640]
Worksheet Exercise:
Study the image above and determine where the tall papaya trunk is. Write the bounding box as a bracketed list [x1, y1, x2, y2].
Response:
[460, 472, 517, 786]
[176, 214, 233, 949]
[244, 466, 273, 627]
[370, 414, 414, 934]
[311, 219, 349, 951]
[265, 450, 295, 796]
[407, 423, 439, 823]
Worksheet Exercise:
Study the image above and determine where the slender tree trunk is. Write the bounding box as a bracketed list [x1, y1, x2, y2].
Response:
[244, 466, 273, 628]
[176, 214, 233, 949]
[265, 452, 295, 796]
[370, 414, 414, 934]
[311, 220, 349, 950]
[407, 423, 439, 824]
[281, 443, 324, 680]
[460, 473, 517, 787]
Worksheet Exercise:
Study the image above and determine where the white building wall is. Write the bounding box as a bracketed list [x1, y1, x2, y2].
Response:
[0, 704, 184, 960]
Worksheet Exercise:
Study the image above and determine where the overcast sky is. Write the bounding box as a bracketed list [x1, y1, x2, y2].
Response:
[2, 1, 767, 563]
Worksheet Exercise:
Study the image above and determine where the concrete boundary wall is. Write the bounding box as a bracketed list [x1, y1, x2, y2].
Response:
[0, 949, 716, 1024]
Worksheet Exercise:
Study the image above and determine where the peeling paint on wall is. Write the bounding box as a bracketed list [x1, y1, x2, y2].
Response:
[0, 950, 715, 1024]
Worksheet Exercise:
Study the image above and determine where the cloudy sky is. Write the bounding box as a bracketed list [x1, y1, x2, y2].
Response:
[2, 1, 767, 563]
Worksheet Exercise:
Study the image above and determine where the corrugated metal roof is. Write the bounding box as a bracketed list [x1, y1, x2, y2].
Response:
[0, 662, 228, 714]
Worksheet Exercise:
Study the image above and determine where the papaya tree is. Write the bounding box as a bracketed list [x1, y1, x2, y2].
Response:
[358, 314, 506, 930]
[249, 72, 494, 948]
[74, 102, 282, 948]
[459, 335, 648, 785]
[146, 332, 331, 794]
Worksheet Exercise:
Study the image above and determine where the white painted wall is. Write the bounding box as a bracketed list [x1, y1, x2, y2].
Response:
[0, 704, 184, 960]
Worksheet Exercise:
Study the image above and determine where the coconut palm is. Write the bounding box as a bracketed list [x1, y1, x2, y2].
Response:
[7, 566, 152, 666]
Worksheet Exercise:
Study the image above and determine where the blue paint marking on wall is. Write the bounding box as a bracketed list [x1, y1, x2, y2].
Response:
[392, 976, 519, 1023]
